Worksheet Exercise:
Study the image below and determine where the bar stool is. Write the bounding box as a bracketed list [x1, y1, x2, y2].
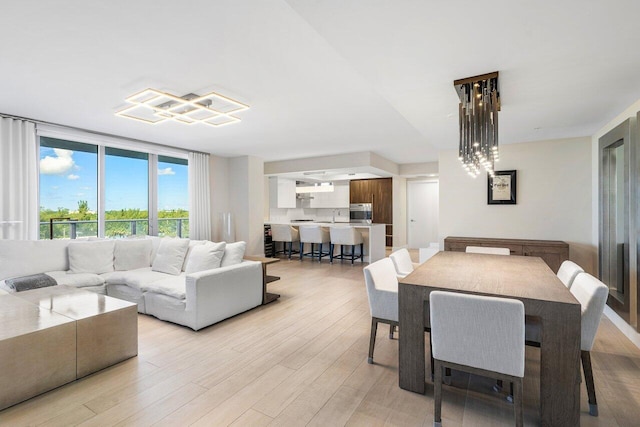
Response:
[271, 224, 299, 259]
[299, 225, 331, 262]
[329, 227, 364, 264]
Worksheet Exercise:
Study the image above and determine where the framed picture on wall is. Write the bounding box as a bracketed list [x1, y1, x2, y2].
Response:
[488, 170, 517, 204]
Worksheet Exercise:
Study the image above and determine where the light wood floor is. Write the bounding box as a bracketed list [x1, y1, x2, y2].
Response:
[2, 258, 640, 426]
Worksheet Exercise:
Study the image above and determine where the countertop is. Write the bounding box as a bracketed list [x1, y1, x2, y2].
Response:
[265, 221, 384, 228]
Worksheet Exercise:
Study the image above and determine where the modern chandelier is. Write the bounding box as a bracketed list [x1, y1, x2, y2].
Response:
[115, 88, 249, 127]
[454, 72, 500, 177]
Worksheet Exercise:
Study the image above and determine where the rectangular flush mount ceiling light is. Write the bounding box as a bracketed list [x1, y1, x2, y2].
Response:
[115, 88, 249, 127]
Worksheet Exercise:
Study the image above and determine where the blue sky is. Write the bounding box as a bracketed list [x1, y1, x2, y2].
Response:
[39, 147, 188, 212]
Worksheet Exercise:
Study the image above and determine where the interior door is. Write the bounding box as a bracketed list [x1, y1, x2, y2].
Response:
[407, 180, 439, 248]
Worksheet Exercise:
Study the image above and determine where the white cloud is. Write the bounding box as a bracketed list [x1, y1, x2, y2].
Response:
[80, 186, 91, 190]
[158, 167, 175, 176]
[67, 174, 80, 180]
[40, 148, 75, 175]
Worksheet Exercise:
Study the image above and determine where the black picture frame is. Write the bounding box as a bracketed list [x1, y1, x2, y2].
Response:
[488, 170, 517, 204]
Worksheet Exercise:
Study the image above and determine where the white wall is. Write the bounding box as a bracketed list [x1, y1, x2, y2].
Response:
[209, 155, 229, 242]
[392, 176, 407, 248]
[228, 156, 264, 256]
[439, 137, 594, 272]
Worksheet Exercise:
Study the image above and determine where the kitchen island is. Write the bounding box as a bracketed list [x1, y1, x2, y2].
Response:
[265, 222, 386, 263]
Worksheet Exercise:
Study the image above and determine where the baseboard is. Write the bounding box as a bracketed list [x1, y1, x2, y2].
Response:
[604, 306, 640, 349]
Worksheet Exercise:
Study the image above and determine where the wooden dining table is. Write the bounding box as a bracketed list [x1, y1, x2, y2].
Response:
[398, 251, 582, 426]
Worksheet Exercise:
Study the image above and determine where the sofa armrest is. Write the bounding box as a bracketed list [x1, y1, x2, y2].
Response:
[184, 260, 263, 328]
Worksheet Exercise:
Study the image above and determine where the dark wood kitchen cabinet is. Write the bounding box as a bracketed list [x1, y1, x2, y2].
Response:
[350, 178, 393, 246]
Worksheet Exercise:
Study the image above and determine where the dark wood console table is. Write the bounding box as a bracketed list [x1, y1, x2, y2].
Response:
[244, 256, 281, 304]
[444, 236, 569, 273]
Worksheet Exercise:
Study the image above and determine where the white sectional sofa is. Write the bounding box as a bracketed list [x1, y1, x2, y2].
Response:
[0, 237, 263, 331]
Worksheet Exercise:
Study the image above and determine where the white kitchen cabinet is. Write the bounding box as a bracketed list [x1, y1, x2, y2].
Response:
[309, 184, 350, 208]
[269, 177, 296, 208]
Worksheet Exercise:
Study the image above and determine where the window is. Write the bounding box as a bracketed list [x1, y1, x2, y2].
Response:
[157, 156, 189, 238]
[105, 148, 149, 238]
[38, 137, 187, 239]
[39, 137, 98, 239]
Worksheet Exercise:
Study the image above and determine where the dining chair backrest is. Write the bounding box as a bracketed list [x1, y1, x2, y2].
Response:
[419, 247, 439, 263]
[430, 291, 525, 378]
[465, 246, 510, 255]
[363, 258, 399, 321]
[570, 273, 609, 351]
[389, 248, 415, 277]
[557, 260, 584, 289]
[271, 224, 298, 242]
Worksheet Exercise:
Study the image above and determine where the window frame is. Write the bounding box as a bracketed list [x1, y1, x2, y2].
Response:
[36, 127, 188, 239]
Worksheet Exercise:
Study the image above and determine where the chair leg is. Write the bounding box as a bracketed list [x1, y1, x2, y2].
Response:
[429, 332, 435, 381]
[351, 244, 355, 264]
[368, 318, 378, 364]
[330, 243, 334, 263]
[434, 360, 443, 427]
[389, 324, 394, 339]
[287, 241, 292, 259]
[513, 378, 523, 427]
[340, 244, 344, 261]
[299, 242, 304, 260]
[582, 350, 598, 416]
[360, 243, 364, 263]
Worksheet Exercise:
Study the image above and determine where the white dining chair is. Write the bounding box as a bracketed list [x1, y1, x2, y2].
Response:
[363, 258, 399, 363]
[389, 248, 420, 278]
[524, 272, 608, 416]
[364, 258, 437, 374]
[430, 291, 525, 427]
[419, 246, 439, 263]
[466, 246, 510, 255]
[556, 260, 584, 289]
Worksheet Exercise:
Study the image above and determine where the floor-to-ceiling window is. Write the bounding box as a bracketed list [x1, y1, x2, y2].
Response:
[38, 136, 188, 239]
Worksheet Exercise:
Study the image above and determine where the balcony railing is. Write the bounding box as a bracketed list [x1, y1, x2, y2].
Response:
[40, 218, 189, 240]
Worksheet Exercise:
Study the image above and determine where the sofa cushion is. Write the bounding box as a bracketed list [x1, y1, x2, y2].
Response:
[146, 236, 162, 263]
[182, 240, 206, 271]
[114, 239, 153, 271]
[68, 240, 115, 274]
[103, 267, 170, 290]
[152, 238, 190, 275]
[185, 241, 226, 274]
[45, 270, 106, 288]
[221, 241, 247, 267]
[144, 275, 187, 299]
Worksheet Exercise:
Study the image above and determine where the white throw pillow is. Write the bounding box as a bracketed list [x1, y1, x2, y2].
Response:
[151, 238, 190, 275]
[68, 240, 115, 274]
[221, 241, 247, 267]
[182, 240, 206, 271]
[185, 241, 227, 274]
[114, 239, 153, 271]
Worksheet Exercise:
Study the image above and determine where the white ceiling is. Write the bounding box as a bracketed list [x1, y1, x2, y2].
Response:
[2, 0, 639, 163]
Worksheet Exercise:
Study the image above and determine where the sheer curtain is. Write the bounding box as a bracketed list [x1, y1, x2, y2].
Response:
[188, 152, 212, 240]
[0, 118, 38, 240]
